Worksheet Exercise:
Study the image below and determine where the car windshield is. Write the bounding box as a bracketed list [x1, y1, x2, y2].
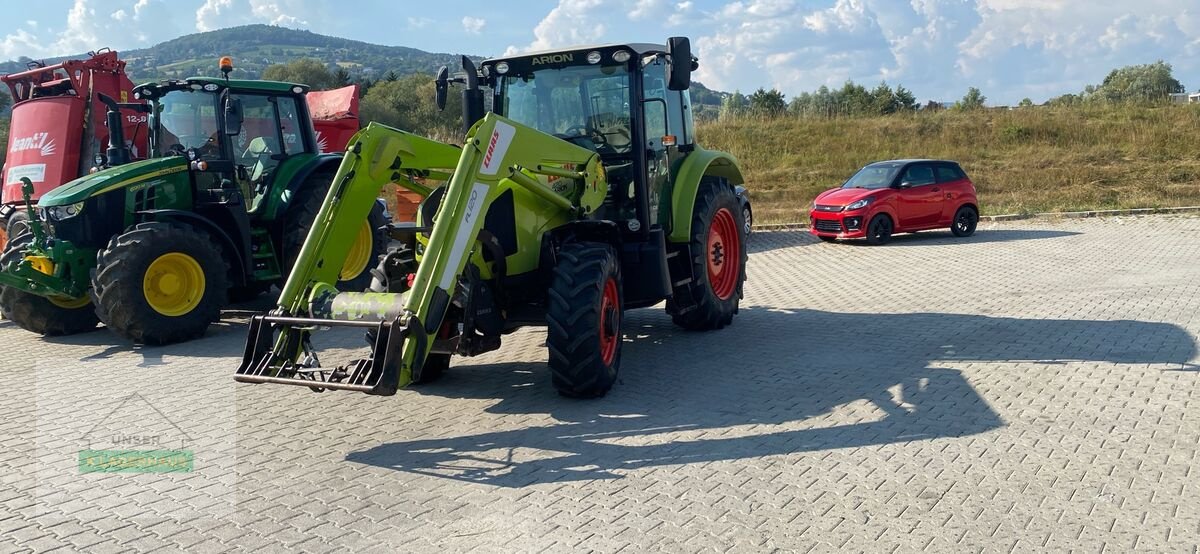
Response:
[843, 165, 900, 190]
[155, 90, 219, 156]
[500, 63, 633, 155]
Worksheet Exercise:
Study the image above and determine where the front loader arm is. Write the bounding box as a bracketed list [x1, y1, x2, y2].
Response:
[237, 113, 609, 395]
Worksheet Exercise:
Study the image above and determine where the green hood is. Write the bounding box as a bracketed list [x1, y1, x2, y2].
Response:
[39, 157, 190, 207]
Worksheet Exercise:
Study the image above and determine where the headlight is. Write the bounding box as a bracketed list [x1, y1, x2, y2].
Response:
[46, 202, 85, 221]
[845, 197, 873, 210]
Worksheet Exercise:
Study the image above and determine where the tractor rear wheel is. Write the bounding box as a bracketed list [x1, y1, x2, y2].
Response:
[284, 172, 389, 292]
[546, 242, 623, 398]
[91, 222, 229, 345]
[0, 233, 100, 335]
[668, 177, 747, 331]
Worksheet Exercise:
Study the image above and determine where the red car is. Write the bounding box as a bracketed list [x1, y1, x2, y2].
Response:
[810, 159, 979, 244]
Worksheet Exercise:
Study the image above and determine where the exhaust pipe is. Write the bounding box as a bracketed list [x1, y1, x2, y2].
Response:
[97, 93, 131, 167]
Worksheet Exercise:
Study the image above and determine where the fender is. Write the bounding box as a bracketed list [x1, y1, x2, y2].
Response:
[137, 209, 249, 286]
[264, 153, 344, 221]
[667, 148, 745, 243]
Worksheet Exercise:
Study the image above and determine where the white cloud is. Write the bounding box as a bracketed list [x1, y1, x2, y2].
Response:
[462, 16, 486, 35]
[195, 0, 312, 32]
[689, 0, 1200, 105]
[407, 16, 434, 29]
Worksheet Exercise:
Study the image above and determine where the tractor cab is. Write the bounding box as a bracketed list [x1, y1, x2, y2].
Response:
[133, 77, 317, 212]
[444, 40, 697, 238]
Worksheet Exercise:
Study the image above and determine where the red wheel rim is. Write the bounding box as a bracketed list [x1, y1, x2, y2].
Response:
[599, 277, 620, 365]
[706, 207, 741, 301]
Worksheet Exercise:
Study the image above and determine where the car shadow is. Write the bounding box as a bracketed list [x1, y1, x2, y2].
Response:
[842, 228, 1081, 246]
[347, 306, 1194, 487]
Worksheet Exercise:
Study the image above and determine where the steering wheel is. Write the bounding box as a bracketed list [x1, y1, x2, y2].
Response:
[559, 124, 607, 146]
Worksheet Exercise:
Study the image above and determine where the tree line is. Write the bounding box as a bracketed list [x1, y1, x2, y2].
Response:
[717, 61, 1187, 121]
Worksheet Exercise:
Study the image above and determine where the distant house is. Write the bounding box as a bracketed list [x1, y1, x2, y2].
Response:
[1190, 92, 1200, 104]
[1169, 93, 1189, 104]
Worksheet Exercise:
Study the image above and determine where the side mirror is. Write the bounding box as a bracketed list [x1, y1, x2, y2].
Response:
[224, 96, 243, 136]
[666, 36, 692, 91]
[434, 66, 449, 111]
[897, 181, 913, 189]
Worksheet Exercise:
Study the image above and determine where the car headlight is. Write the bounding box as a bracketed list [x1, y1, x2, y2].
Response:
[845, 197, 873, 210]
[45, 202, 85, 221]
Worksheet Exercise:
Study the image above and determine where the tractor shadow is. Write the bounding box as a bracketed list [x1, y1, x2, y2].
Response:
[347, 307, 1194, 487]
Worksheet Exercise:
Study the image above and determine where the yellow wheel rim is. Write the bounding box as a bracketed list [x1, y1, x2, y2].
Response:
[339, 221, 373, 282]
[143, 252, 206, 317]
[48, 295, 91, 309]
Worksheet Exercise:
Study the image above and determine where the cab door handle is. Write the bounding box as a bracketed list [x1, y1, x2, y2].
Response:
[931, 187, 941, 192]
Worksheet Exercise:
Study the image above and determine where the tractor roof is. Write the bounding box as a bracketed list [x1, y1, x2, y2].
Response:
[133, 77, 308, 97]
[484, 43, 667, 64]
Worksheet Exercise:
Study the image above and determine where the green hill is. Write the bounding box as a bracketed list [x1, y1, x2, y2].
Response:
[0, 24, 727, 114]
[0, 24, 468, 82]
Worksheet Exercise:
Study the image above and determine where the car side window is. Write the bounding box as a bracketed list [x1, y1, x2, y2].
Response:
[902, 165, 936, 187]
[936, 165, 964, 183]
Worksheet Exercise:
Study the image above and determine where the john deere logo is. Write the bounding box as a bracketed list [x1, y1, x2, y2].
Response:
[531, 53, 574, 65]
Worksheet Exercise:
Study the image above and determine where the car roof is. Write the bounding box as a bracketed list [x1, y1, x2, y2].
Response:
[866, 159, 960, 168]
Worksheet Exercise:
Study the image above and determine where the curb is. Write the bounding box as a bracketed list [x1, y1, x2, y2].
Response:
[755, 206, 1200, 231]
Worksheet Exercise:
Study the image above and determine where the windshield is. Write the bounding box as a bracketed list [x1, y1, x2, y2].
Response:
[500, 63, 633, 155]
[154, 90, 220, 157]
[843, 165, 900, 190]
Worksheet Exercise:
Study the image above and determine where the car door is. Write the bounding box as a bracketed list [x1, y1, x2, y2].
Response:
[935, 164, 970, 224]
[892, 163, 942, 229]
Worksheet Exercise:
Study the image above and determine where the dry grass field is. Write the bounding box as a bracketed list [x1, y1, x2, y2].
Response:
[698, 104, 1200, 224]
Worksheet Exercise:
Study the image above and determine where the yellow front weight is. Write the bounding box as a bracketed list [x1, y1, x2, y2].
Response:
[25, 256, 54, 276]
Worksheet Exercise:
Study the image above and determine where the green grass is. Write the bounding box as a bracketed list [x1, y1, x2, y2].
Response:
[697, 104, 1200, 224]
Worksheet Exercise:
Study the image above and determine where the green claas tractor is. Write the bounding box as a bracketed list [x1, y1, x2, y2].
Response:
[236, 37, 747, 398]
[0, 61, 389, 344]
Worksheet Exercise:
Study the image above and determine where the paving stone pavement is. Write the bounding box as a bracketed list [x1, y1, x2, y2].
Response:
[2, 215, 1200, 553]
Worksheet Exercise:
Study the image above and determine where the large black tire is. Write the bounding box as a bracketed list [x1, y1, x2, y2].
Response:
[283, 172, 389, 292]
[91, 222, 229, 345]
[668, 177, 747, 331]
[0, 233, 100, 335]
[546, 242, 623, 398]
[6, 210, 30, 241]
[865, 214, 893, 245]
[951, 205, 978, 237]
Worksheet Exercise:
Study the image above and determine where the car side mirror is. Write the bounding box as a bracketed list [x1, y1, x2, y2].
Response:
[434, 66, 449, 111]
[223, 96, 243, 136]
[897, 181, 913, 189]
[667, 36, 692, 91]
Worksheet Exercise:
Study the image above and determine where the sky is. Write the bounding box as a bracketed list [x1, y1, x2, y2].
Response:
[2, 0, 1198, 105]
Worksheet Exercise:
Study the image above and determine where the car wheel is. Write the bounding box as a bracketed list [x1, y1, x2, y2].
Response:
[741, 205, 753, 236]
[951, 206, 978, 237]
[865, 214, 893, 245]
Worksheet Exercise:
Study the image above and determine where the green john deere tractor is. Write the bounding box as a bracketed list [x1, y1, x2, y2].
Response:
[237, 37, 747, 398]
[0, 63, 391, 345]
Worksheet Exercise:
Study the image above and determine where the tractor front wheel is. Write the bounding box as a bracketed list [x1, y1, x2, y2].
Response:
[668, 177, 747, 331]
[284, 172, 389, 292]
[0, 233, 100, 335]
[91, 222, 229, 345]
[546, 242, 623, 398]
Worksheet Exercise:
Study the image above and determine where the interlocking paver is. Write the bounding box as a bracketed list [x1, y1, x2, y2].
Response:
[2, 215, 1200, 552]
